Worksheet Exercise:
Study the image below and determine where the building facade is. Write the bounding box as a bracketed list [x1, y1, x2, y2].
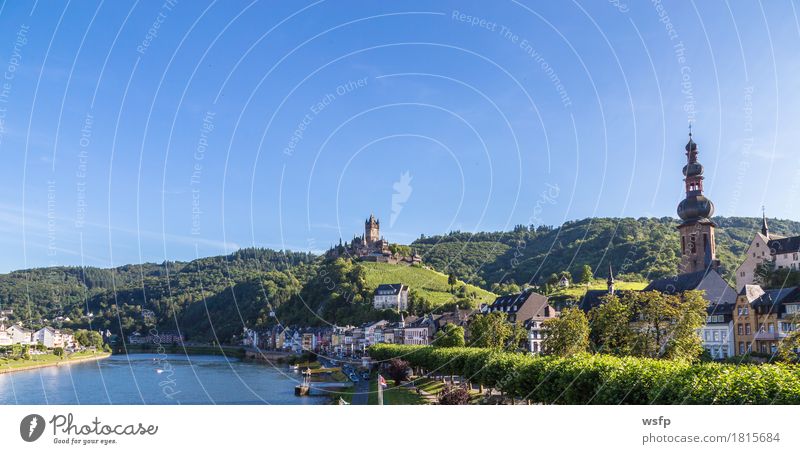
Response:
[734, 214, 800, 291]
[373, 284, 409, 311]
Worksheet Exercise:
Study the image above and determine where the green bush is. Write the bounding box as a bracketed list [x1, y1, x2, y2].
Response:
[368, 344, 800, 404]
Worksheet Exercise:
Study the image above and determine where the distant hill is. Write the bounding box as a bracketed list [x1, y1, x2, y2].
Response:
[411, 217, 800, 288]
[1, 216, 797, 342]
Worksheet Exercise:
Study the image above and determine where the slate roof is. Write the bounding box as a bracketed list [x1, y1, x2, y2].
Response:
[375, 284, 407, 295]
[768, 236, 800, 254]
[579, 289, 612, 313]
[643, 268, 735, 305]
[706, 302, 734, 316]
[486, 288, 536, 313]
[750, 287, 800, 313]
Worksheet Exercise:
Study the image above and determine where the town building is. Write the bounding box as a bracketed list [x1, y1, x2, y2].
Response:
[734, 212, 800, 291]
[483, 288, 557, 353]
[373, 284, 409, 311]
[6, 324, 33, 345]
[403, 315, 436, 345]
[749, 286, 800, 355]
[0, 324, 12, 346]
[732, 285, 762, 355]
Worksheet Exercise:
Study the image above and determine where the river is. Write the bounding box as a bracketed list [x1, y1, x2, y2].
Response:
[0, 353, 331, 404]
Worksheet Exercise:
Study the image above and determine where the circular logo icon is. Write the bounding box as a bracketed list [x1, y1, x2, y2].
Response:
[20, 414, 45, 442]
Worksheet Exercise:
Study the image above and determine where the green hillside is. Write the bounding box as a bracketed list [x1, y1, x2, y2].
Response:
[360, 262, 496, 307]
[412, 216, 800, 288]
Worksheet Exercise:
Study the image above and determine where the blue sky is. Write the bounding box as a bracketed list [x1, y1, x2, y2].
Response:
[0, 0, 798, 272]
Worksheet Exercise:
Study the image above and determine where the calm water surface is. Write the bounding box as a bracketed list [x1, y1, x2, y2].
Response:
[0, 354, 329, 404]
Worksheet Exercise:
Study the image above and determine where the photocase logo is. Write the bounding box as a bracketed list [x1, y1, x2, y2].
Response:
[20, 414, 45, 442]
[390, 171, 413, 227]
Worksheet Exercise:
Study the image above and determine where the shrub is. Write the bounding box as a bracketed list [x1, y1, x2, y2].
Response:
[368, 344, 800, 404]
[438, 385, 471, 405]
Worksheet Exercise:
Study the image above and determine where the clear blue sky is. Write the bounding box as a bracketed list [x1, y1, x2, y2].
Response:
[0, 0, 797, 272]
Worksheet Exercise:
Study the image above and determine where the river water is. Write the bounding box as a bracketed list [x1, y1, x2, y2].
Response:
[0, 353, 331, 404]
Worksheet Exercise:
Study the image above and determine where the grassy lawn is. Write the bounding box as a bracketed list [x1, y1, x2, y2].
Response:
[366, 378, 429, 405]
[362, 262, 496, 307]
[0, 350, 109, 371]
[412, 377, 445, 395]
[328, 385, 356, 404]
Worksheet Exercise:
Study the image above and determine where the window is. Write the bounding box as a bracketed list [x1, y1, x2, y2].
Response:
[681, 236, 685, 254]
[704, 331, 710, 341]
[737, 324, 743, 335]
[740, 271, 746, 277]
[787, 305, 800, 315]
[744, 307, 749, 315]
[737, 307, 742, 316]
[768, 323, 775, 333]
[745, 324, 751, 335]
[713, 331, 720, 342]
[739, 342, 745, 355]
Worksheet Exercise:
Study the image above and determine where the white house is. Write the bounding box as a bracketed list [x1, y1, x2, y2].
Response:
[0, 324, 12, 346]
[33, 327, 71, 349]
[373, 284, 409, 311]
[701, 303, 735, 359]
[7, 325, 33, 345]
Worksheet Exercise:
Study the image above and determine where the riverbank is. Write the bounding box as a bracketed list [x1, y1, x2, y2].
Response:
[0, 351, 111, 374]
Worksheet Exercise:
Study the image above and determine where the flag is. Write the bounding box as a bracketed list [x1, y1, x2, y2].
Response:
[378, 375, 387, 388]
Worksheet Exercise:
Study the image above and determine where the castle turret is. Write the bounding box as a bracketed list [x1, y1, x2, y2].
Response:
[365, 213, 380, 245]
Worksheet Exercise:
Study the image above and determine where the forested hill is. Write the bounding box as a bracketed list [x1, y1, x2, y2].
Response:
[1, 216, 798, 343]
[411, 217, 800, 288]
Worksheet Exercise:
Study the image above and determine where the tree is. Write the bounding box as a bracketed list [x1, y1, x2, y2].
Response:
[448, 273, 457, 293]
[75, 329, 104, 349]
[629, 291, 679, 358]
[663, 290, 707, 361]
[433, 323, 465, 347]
[438, 384, 471, 405]
[580, 264, 594, 285]
[542, 307, 589, 356]
[589, 293, 634, 355]
[468, 312, 513, 349]
[386, 358, 411, 385]
[53, 347, 64, 357]
[776, 314, 800, 363]
[491, 282, 521, 296]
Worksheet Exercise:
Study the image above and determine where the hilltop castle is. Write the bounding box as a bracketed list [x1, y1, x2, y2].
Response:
[328, 214, 421, 264]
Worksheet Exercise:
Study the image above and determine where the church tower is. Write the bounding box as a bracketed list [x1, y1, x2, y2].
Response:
[365, 214, 380, 245]
[676, 130, 719, 273]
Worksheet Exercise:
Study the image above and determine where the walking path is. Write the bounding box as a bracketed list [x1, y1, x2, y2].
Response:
[350, 379, 370, 405]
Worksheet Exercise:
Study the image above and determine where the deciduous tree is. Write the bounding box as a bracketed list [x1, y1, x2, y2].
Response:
[542, 307, 589, 356]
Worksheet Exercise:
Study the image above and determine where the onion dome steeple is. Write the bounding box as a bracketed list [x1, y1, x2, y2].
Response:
[677, 129, 715, 223]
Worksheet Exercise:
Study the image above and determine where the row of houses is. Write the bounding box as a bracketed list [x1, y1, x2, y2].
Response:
[242, 309, 477, 355]
[0, 324, 77, 349]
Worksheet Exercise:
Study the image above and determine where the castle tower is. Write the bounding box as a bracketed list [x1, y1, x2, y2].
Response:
[365, 214, 380, 245]
[676, 130, 719, 273]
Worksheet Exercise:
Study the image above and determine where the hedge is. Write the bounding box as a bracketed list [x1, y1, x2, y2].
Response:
[368, 344, 800, 404]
